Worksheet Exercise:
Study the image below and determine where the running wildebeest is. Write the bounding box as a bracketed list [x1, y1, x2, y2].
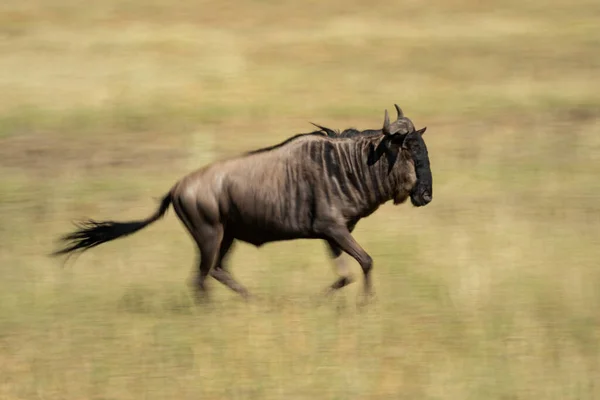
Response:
[52, 105, 432, 302]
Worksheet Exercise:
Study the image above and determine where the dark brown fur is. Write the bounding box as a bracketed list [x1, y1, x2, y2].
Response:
[52, 106, 432, 302]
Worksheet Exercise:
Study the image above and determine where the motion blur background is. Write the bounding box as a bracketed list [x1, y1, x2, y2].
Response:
[1, 0, 599, 398]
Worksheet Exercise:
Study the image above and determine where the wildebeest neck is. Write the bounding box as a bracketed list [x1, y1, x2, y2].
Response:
[310, 135, 411, 217]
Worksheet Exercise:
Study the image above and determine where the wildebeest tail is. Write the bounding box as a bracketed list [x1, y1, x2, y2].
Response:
[51, 191, 173, 256]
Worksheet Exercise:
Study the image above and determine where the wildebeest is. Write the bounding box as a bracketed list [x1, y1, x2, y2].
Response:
[52, 105, 432, 302]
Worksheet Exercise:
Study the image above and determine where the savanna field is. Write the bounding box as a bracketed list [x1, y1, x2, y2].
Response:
[1, 0, 599, 398]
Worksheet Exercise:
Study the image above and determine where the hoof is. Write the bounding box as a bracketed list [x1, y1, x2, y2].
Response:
[356, 291, 377, 309]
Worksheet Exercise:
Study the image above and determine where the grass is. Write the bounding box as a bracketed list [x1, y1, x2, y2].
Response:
[1, 0, 600, 398]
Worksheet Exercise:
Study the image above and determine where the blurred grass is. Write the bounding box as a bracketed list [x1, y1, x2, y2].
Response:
[1, 0, 600, 399]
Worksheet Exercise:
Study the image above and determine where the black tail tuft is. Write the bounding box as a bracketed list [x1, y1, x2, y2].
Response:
[51, 219, 147, 256]
[51, 191, 172, 257]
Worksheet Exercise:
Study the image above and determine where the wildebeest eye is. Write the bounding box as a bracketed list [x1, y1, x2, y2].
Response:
[406, 140, 419, 151]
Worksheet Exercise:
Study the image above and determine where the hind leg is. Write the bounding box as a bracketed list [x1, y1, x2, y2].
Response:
[191, 224, 223, 303]
[210, 233, 250, 299]
[172, 197, 223, 303]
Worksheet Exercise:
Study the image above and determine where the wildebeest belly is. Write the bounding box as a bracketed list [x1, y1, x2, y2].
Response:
[224, 168, 318, 245]
[225, 199, 317, 246]
[228, 221, 317, 246]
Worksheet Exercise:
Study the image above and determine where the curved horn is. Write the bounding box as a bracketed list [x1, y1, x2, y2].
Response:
[394, 104, 404, 119]
[382, 109, 391, 136]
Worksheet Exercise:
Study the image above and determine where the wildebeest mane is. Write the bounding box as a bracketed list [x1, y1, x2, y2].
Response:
[245, 131, 327, 155]
[309, 123, 383, 139]
[247, 120, 387, 157]
[337, 128, 381, 138]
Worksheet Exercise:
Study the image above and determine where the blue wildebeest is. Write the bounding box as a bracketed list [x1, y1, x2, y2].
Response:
[52, 105, 432, 302]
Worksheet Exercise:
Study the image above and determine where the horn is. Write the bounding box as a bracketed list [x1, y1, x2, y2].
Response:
[310, 122, 337, 137]
[382, 109, 391, 136]
[394, 104, 404, 119]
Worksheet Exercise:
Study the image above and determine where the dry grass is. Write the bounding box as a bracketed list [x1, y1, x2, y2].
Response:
[1, 0, 600, 399]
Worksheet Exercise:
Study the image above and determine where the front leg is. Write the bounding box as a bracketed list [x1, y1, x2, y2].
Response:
[322, 225, 374, 298]
[323, 240, 356, 296]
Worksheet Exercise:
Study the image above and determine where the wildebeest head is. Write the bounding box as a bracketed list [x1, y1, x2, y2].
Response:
[380, 109, 432, 207]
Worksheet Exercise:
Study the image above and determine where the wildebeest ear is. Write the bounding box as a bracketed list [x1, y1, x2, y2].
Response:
[394, 127, 427, 147]
[389, 132, 408, 146]
[368, 138, 399, 173]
